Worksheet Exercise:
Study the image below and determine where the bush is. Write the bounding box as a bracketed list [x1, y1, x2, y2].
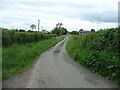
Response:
[67, 27, 120, 84]
[2, 29, 57, 47]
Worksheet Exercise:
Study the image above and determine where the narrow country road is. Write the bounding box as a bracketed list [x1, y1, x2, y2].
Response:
[3, 37, 118, 88]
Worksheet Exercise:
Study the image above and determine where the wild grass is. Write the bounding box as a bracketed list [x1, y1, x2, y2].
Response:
[3, 36, 65, 80]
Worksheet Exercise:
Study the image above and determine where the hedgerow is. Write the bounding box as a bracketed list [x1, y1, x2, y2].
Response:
[67, 28, 120, 84]
[2, 30, 57, 47]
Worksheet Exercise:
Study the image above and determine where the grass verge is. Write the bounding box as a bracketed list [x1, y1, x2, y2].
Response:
[3, 36, 65, 81]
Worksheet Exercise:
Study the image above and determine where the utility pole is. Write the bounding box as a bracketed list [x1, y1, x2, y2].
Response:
[38, 20, 40, 32]
[41, 26, 43, 31]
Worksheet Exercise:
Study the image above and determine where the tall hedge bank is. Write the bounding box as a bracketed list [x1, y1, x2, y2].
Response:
[67, 28, 120, 84]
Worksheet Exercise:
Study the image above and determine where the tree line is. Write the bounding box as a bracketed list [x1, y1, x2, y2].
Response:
[1, 23, 68, 35]
[1, 23, 96, 36]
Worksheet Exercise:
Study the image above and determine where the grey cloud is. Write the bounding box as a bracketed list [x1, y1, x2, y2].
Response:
[62, 7, 117, 23]
[2, 2, 117, 23]
[0, 0, 118, 30]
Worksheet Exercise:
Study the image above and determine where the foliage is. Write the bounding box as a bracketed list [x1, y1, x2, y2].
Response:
[67, 28, 120, 84]
[2, 29, 57, 47]
[30, 24, 36, 31]
[3, 36, 65, 80]
[91, 29, 95, 32]
[56, 23, 63, 28]
[28, 30, 33, 32]
[19, 29, 26, 32]
[52, 23, 68, 35]
[69, 31, 79, 35]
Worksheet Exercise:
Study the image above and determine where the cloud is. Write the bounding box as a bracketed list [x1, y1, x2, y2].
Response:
[0, 0, 119, 31]
[64, 7, 117, 23]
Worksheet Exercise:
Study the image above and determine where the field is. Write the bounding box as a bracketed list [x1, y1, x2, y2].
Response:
[66, 28, 119, 84]
[3, 31, 65, 80]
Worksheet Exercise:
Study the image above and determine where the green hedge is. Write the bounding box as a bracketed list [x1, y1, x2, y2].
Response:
[67, 28, 119, 84]
[2, 30, 57, 47]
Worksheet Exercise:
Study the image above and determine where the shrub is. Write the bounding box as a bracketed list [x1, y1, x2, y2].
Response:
[2, 29, 57, 47]
[67, 27, 120, 84]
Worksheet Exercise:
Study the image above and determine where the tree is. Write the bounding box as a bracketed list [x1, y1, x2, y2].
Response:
[13, 29, 19, 32]
[28, 30, 33, 32]
[52, 27, 60, 35]
[91, 29, 95, 32]
[60, 27, 67, 35]
[19, 29, 26, 32]
[52, 23, 67, 35]
[30, 24, 36, 31]
[80, 29, 83, 31]
[56, 23, 63, 29]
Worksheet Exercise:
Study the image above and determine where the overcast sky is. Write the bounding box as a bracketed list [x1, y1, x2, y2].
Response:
[0, 0, 119, 31]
